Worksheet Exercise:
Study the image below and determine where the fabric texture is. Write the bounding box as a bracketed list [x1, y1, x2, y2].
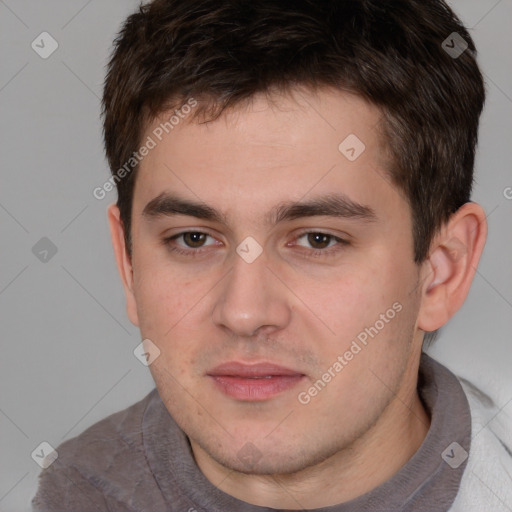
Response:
[31, 353, 511, 511]
[449, 377, 512, 511]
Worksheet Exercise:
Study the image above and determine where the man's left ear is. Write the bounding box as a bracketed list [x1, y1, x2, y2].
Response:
[417, 202, 487, 332]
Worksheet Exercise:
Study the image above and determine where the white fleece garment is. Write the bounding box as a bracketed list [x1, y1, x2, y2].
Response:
[450, 378, 512, 511]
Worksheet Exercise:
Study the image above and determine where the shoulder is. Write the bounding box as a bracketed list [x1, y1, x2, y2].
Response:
[450, 378, 512, 511]
[51, 387, 157, 473]
[32, 388, 162, 511]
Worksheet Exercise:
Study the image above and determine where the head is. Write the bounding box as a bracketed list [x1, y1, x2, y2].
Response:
[103, 0, 486, 485]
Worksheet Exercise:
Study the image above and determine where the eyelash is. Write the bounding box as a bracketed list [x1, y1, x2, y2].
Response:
[162, 230, 349, 258]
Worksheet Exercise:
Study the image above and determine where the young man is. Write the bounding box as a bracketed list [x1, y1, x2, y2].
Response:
[32, 0, 512, 510]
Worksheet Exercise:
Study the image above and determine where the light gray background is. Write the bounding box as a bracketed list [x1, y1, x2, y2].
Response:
[1, 1, 511, 510]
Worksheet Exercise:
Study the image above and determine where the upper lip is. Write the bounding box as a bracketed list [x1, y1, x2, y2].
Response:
[207, 361, 304, 378]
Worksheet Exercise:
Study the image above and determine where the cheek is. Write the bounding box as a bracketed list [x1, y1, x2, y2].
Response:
[297, 289, 418, 425]
[131, 265, 212, 433]
[303, 265, 382, 344]
[305, 255, 418, 361]
[134, 272, 207, 406]
[132, 260, 208, 353]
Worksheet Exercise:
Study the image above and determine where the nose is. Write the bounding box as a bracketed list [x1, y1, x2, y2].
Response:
[211, 247, 292, 338]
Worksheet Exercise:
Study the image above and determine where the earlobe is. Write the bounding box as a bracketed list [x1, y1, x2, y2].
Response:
[107, 204, 140, 327]
[418, 202, 487, 333]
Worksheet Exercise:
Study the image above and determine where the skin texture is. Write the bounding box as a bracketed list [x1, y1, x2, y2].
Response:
[108, 87, 487, 509]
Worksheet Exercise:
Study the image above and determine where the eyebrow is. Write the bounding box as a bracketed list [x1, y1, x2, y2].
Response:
[142, 192, 377, 225]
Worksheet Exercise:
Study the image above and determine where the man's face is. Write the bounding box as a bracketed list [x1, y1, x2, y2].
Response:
[126, 88, 426, 475]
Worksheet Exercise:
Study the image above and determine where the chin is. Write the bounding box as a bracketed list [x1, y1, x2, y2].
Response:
[197, 436, 330, 476]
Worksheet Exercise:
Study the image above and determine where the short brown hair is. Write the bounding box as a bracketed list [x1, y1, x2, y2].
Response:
[102, 0, 485, 262]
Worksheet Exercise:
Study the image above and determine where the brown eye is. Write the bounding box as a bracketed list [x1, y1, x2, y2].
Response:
[162, 231, 218, 256]
[307, 233, 332, 249]
[182, 232, 208, 248]
[292, 231, 349, 258]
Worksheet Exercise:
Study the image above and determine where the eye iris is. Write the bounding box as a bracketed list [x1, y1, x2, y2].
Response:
[184, 232, 206, 247]
[308, 233, 330, 249]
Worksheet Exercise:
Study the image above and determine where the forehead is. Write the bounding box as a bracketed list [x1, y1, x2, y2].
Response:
[133, 87, 398, 226]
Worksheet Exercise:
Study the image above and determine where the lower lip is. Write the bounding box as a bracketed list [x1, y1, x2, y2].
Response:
[209, 375, 304, 401]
